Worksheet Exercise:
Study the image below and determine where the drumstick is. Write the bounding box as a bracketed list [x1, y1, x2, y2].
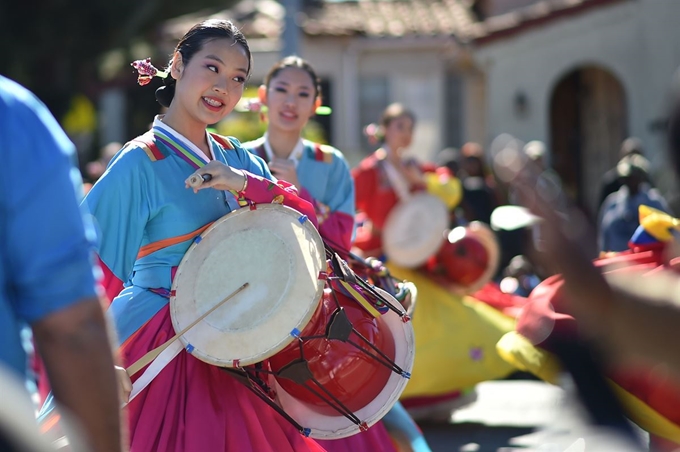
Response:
[188, 173, 213, 188]
[126, 282, 249, 377]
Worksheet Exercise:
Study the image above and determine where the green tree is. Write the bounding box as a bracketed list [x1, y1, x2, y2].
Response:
[0, 0, 238, 120]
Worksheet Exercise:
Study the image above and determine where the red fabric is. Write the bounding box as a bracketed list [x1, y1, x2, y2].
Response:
[243, 173, 319, 229]
[123, 305, 327, 452]
[96, 255, 123, 306]
[352, 154, 436, 256]
[299, 187, 354, 255]
[516, 247, 667, 349]
[611, 365, 680, 428]
[515, 244, 680, 433]
[471, 282, 529, 319]
[352, 154, 399, 246]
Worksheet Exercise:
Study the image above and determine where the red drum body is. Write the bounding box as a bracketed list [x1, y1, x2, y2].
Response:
[425, 221, 500, 293]
[262, 269, 415, 439]
[269, 285, 396, 415]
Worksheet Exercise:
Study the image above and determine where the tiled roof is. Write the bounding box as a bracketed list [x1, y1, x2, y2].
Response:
[468, 0, 628, 44]
[162, 0, 479, 42]
[303, 0, 478, 38]
[161, 0, 626, 45]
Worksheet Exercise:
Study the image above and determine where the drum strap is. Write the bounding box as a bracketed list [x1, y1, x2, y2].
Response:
[127, 340, 184, 404]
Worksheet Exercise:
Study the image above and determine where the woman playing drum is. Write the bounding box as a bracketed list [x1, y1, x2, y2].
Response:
[242, 56, 429, 452]
[353, 104, 519, 421]
[81, 20, 326, 452]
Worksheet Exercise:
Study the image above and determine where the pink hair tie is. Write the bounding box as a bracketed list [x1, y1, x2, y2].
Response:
[131, 58, 169, 86]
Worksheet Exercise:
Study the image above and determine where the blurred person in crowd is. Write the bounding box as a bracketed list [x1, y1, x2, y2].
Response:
[83, 19, 331, 452]
[598, 153, 668, 252]
[353, 102, 462, 257]
[457, 142, 501, 225]
[598, 137, 652, 208]
[243, 56, 355, 255]
[0, 75, 123, 451]
[353, 104, 518, 423]
[84, 141, 122, 186]
[243, 56, 428, 452]
[499, 255, 541, 297]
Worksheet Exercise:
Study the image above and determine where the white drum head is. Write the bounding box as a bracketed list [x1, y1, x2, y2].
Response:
[272, 288, 415, 439]
[170, 204, 326, 367]
[383, 193, 449, 268]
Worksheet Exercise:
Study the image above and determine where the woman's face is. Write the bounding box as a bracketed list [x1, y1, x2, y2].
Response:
[384, 115, 414, 152]
[171, 38, 249, 126]
[263, 67, 317, 134]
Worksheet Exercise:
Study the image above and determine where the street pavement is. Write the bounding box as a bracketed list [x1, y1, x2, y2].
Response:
[418, 380, 649, 452]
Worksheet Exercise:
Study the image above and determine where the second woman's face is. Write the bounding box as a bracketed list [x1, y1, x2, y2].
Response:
[173, 38, 249, 126]
[265, 67, 317, 134]
[384, 115, 414, 152]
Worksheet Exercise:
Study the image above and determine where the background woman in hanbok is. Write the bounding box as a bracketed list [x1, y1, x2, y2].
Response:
[352, 104, 518, 421]
[242, 56, 432, 452]
[83, 20, 326, 452]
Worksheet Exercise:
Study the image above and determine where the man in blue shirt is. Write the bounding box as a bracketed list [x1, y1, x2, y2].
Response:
[598, 153, 669, 252]
[0, 76, 122, 452]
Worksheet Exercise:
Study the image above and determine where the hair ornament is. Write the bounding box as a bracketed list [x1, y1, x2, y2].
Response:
[363, 123, 384, 145]
[131, 58, 169, 86]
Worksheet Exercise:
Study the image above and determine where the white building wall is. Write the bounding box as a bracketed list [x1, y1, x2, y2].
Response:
[472, 0, 680, 185]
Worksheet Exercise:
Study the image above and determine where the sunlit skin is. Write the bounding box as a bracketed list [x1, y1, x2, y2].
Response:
[161, 38, 249, 193]
[258, 67, 320, 188]
[380, 114, 423, 186]
[163, 38, 249, 157]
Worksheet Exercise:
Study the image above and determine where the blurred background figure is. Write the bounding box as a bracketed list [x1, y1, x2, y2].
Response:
[598, 153, 669, 252]
[499, 255, 541, 297]
[85, 142, 121, 182]
[457, 142, 501, 226]
[598, 138, 651, 209]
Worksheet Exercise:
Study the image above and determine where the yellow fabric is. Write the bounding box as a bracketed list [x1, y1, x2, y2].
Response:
[424, 172, 462, 210]
[496, 331, 680, 443]
[611, 382, 680, 444]
[388, 263, 516, 399]
[495, 331, 562, 384]
[638, 205, 680, 242]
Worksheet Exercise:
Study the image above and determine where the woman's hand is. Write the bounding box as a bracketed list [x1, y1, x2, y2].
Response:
[115, 365, 132, 406]
[185, 160, 247, 193]
[268, 158, 301, 189]
[401, 160, 424, 187]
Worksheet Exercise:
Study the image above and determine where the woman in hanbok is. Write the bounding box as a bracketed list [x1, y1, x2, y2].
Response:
[242, 56, 432, 452]
[352, 104, 518, 420]
[81, 20, 327, 452]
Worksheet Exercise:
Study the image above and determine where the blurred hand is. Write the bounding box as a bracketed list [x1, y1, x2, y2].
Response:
[268, 158, 300, 189]
[401, 161, 424, 187]
[491, 135, 614, 337]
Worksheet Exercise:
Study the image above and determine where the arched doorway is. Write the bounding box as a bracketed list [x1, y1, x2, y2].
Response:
[549, 66, 627, 218]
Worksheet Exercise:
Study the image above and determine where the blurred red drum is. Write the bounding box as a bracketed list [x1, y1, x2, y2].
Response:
[425, 222, 500, 293]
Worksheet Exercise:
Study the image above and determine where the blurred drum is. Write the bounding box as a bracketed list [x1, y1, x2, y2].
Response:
[382, 192, 449, 268]
[424, 221, 500, 293]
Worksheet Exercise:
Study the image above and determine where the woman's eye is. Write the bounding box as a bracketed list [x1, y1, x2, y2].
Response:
[233, 76, 246, 83]
[299, 92, 310, 98]
[274, 87, 287, 93]
[207, 65, 218, 73]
